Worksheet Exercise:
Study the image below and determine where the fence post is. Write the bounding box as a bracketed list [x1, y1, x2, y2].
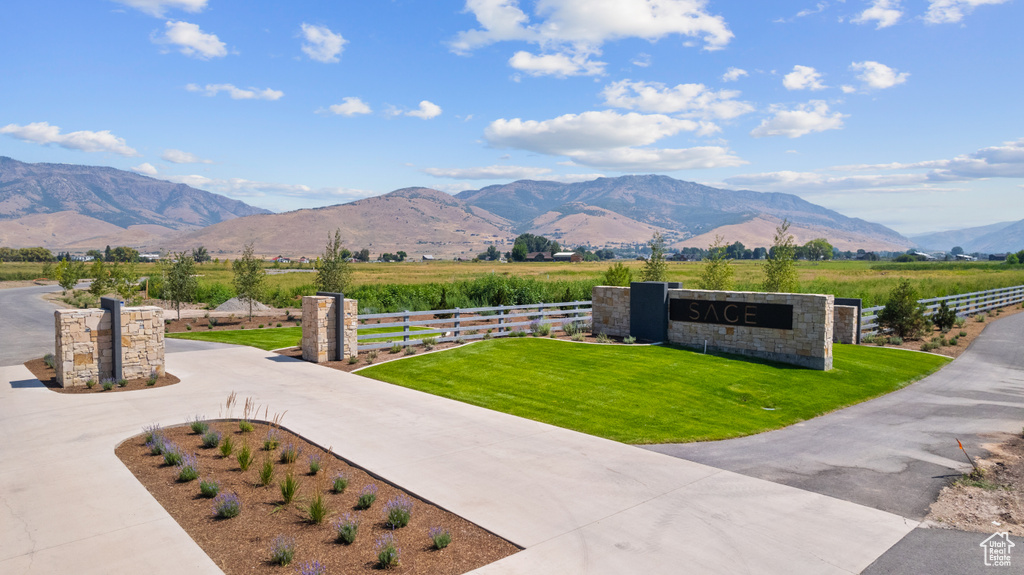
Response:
[403, 311, 410, 343]
[498, 306, 504, 333]
[454, 308, 460, 337]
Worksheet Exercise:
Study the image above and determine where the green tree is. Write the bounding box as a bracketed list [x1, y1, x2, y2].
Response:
[315, 230, 353, 294]
[951, 246, 964, 255]
[233, 242, 267, 321]
[638, 232, 668, 282]
[877, 278, 929, 339]
[109, 263, 140, 301]
[53, 259, 85, 294]
[804, 238, 834, 261]
[602, 262, 633, 286]
[88, 259, 111, 297]
[165, 252, 198, 320]
[1007, 253, 1020, 265]
[396, 251, 407, 262]
[191, 246, 211, 263]
[85, 249, 103, 261]
[761, 220, 798, 293]
[510, 241, 528, 262]
[697, 236, 734, 291]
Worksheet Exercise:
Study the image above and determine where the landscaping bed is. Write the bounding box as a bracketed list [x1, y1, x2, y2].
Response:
[116, 420, 518, 574]
[23, 356, 179, 394]
[860, 303, 1024, 358]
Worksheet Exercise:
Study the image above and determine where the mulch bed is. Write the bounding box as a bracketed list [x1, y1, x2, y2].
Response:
[116, 421, 519, 574]
[165, 314, 302, 333]
[859, 303, 1024, 358]
[23, 357, 180, 394]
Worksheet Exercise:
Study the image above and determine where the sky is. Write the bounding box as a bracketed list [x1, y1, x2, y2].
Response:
[1, 0, 1023, 236]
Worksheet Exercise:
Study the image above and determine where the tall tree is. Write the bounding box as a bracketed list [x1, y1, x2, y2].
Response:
[803, 238, 834, 261]
[88, 259, 111, 297]
[191, 246, 211, 263]
[232, 242, 266, 321]
[53, 259, 85, 294]
[165, 251, 198, 320]
[761, 220, 798, 293]
[314, 230, 352, 294]
[697, 235, 734, 290]
[639, 232, 668, 282]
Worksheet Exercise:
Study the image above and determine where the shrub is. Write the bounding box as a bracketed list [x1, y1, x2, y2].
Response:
[570, 332, 585, 342]
[213, 492, 241, 518]
[86, 379, 97, 389]
[280, 443, 301, 464]
[959, 330, 968, 337]
[532, 321, 551, 336]
[43, 353, 56, 369]
[201, 430, 221, 449]
[258, 324, 264, 329]
[263, 429, 280, 451]
[239, 420, 254, 433]
[117, 378, 128, 388]
[308, 453, 322, 475]
[219, 434, 235, 457]
[177, 454, 200, 482]
[237, 443, 255, 471]
[331, 472, 349, 493]
[199, 479, 220, 498]
[101, 379, 115, 391]
[258, 457, 275, 486]
[186, 325, 192, 331]
[932, 301, 957, 332]
[146, 375, 157, 386]
[277, 323, 282, 327]
[954, 316, 966, 328]
[383, 495, 414, 528]
[975, 313, 986, 322]
[375, 532, 401, 569]
[280, 470, 300, 503]
[950, 337, 959, 345]
[429, 526, 452, 549]
[595, 332, 611, 344]
[163, 444, 184, 466]
[296, 560, 327, 575]
[189, 415, 209, 435]
[390, 343, 402, 354]
[876, 279, 929, 339]
[334, 513, 359, 544]
[602, 261, 633, 287]
[143, 423, 162, 444]
[422, 336, 437, 346]
[563, 320, 585, 336]
[404, 346, 416, 356]
[623, 335, 636, 345]
[356, 484, 378, 509]
[269, 535, 295, 566]
[303, 490, 329, 524]
[887, 336, 903, 346]
[347, 355, 358, 364]
[861, 333, 877, 344]
[147, 434, 167, 456]
[365, 350, 378, 364]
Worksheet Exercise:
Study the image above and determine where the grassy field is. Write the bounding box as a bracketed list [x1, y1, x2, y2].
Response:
[358, 338, 950, 444]
[6, 259, 1024, 309]
[165, 325, 429, 350]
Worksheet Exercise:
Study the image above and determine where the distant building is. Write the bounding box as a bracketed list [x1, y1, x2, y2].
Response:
[139, 253, 161, 261]
[553, 251, 583, 262]
[989, 253, 1008, 261]
[912, 251, 936, 261]
[422, 254, 435, 261]
[955, 253, 976, 261]
[526, 251, 553, 262]
[298, 256, 310, 264]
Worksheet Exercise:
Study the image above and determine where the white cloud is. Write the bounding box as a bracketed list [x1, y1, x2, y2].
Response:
[422, 165, 554, 180]
[320, 97, 372, 117]
[300, 23, 346, 63]
[161, 149, 211, 164]
[783, 65, 827, 90]
[567, 146, 746, 171]
[852, 0, 903, 29]
[632, 53, 652, 68]
[154, 20, 226, 59]
[722, 67, 748, 82]
[163, 174, 374, 202]
[851, 60, 909, 89]
[841, 85, 857, 94]
[112, 0, 206, 17]
[508, 50, 605, 77]
[601, 80, 754, 124]
[750, 101, 847, 138]
[0, 121, 139, 156]
[406, 100, 443, 119]
[131, 162, 158, 175]
[186, 83, 283, 100]
[725, 170, 929, 191]
[924, 0, 1011, 24]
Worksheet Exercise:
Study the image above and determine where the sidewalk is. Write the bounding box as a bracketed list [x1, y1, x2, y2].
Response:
[1, 345, 916, 574]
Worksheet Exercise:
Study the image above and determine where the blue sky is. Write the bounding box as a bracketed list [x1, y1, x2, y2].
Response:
[1, 0, 1022, 235]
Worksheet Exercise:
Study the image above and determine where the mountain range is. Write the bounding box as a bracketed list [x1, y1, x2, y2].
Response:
[910, 220, 1024, 254]
[0, 157, 917, 258]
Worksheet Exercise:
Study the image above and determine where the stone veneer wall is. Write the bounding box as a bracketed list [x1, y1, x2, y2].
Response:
[54, 306, 165, 387]
[667, 290, 834, 371]
[591, 286, 632, 338]
[301, 296, 358, 362]
[833, 305, 858, 345]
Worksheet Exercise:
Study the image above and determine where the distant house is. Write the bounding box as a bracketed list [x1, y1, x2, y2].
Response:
[912, 251, 936, 261]
[271, 256, 291, 263]
[989, 253, 1009, 261]
[955, 253, 976, 261]
[422, 254, 435, 261]
[139, 253, 161, 261]
[553, 251, 583, 262]
[526, 252, 553, 262]
[298, 256, 310, 264]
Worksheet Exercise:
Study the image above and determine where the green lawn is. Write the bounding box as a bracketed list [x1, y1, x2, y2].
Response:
[165, 325, 430, 350]
[358, 339, 950, 444]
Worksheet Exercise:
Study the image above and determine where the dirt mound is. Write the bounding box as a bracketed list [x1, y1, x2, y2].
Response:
[214, 297, 274, 313]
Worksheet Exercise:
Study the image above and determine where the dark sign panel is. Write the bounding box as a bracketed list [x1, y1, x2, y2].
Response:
[669, 299, 794, 330]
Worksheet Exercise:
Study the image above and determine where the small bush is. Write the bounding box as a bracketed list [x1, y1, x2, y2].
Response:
[959, 330, 968, 337]
[147, 434, 167, 456]
[532, 321, 551, 336]
[43, 353, 56, 370]
[258, 457, 275, 486]
[258, 324, 264, 329]
[295, 560, 327, 575]
[263, 429, 280, 451]
[375, 532, 401, 569]
[404, 346, 416, 356]
[887, 336, 903, 345]
[455, 337, 466, 344]
[570, 332, 585, 342]
[429, 526, 452, 550]
[347, 355, 358, 364]
[334, 513, 359, 544]
[219, 434, 235, 457]
[269, 535, 295, 566]
[163, 444, 184, 467]
[177, 454, 200, 482]
[422, 337, 437, 346]
[975, 313, 986, 323]
[117, 378, 128, 388]
[101, 379, 115, 391]
[390, 343, 402, 354]
[143, 423, 162, 444]
[308, 453, 322, 475]
[201, 430, 221, 449]
[356, 483, 378, 509]
[189, 415, 209, 435]
[331, 472, 349, 493]
[146, 376, 157, 386]
[199, 479, 220, 498]
[595, 332, 611, 344]
[365, 350, 378, 364]
[623, 335, 636, 344]
[280, 470, 300, 503]
[186, 324, 192, 331]
[876, 279, 929, 339]
[280, 443, 301, 464]
[304, 490, 329, 524]
[563, 320, 585, 336]
[213, 492, 241, 518]
[237, 443, 255, 471]
[482, 332, 492, 340]
[239, 420, 254, 433]
[86, 379, 97, 389]
[277, 323, 282, 327]
[383, 495, 414, 528]
[949, 337, 959, 345]
[932, 301, 957, 332]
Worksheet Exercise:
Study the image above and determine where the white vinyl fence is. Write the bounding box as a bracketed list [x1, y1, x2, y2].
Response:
[862, 284, 1024, 334]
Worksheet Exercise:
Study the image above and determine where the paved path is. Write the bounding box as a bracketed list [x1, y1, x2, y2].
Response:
[0, 284, 64, 366]
[1, 347, 914, 574]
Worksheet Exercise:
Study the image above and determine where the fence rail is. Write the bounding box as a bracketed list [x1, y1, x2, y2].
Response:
[357, 300, 593, 352]
[861, 284, 1024, 334]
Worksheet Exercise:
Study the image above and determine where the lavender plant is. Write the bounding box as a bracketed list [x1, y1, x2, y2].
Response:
[331, 472, 349, 494]
[429, 526, 452, 549]
[117, 378, 128, 387]
[263, 429, 280, 451]
[201, 430, 222, 449]
[375, 532, 401, 569]
[269, 535, 296, 566]
[383, 495, 414, 528]
[143, 423, 162, 444]
[101, 378, 115, 391]
[307, 453, 322, 475]
[280, 443, 301, 464]
[356, 483, 378, 509]
[147, 433, 167, 456]
[334, 513, 360, 544]
[162, 443, 184, 466]
[213, 492, 241, 518]
[189, 415, 209, 435]
[43, 353, 56, 370]
[295, 560, 326, 575]
[199, 479, 220, 498]
[177, 453, 200, 482]
[86, 378, 97, 389]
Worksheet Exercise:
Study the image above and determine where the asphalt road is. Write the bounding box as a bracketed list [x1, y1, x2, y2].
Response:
[0, 284, 229, 366]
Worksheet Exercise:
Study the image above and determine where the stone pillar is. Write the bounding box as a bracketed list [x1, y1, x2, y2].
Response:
[302, 296, 358, 363]
[591, 286, 631, 337]
[833, 305, 858, 345]
[54, 306, 164, 387]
